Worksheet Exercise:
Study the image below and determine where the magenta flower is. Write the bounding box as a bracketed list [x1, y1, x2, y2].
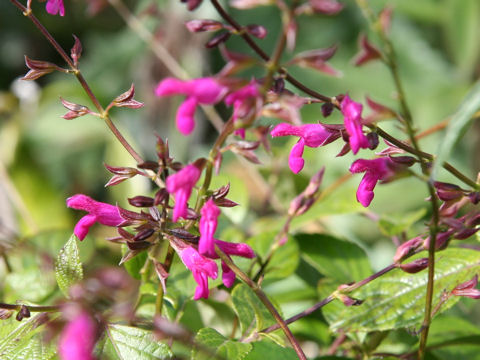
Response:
[225, 82, 262, 138]
[67, 194, 123, 241]
[349, 158, 394, 207]
[341, 95, 369, 154]
[213, 239, 255, 288]
[271, 123, 339, 173]
[199, 199, 221, 257]
[178, 246, 218, 300]
[46, 0, 65, 16]
[58, 311, 96, 360]
[166, 163, 202, 222]
[155, 77, 228, 135]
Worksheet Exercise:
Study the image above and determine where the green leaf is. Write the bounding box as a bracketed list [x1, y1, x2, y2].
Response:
[192, 328, 252, 360]
[98, 324, 172, 360]
[432, 80, 480, 179]
[247, 232, 299, 279]
[378, 208, 427, 237]
[295, 234, 371, 284]
[55, 234, 84, 297]
[323, 248, 480, 332]
[0, 313, 56, 360]
[243, 340, 297, 360]
[231, 284, 276, 337]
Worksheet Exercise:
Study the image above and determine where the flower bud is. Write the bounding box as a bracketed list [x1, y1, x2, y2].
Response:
[367, 132, 379, 150]
[434, 181, 464, 202]
[70, 35, 82, 67]
[452, 275, 480, 299]
[205, 32, 231, 48]
[128, 196, 155, 208]
[321, 102, 334, 118]
[393, 237, 423, 262]
[185, 19, 224, 33]
[16, 305, 31, 321]
[245, 24, 267, 39]
[399, 258, 429, 274]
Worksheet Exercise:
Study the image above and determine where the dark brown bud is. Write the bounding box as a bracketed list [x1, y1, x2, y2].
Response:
[399, 258, 429, 274]
[205, 32, 231, 48]
[128, 196, 155, 208]
[321, 102, 334, 117]
[367, 132, 379, 150]
[154, 188, 168, 206]
[137, 161, 160, 171]
[16, 305, 31, 321]
[133, 228, 155, 242]
[468, 191, 480, 204]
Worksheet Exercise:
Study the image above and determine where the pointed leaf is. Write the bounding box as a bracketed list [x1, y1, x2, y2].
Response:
[55, 234, 84, 297]
[323, 248, 480, 332]
[98, 324, 172, 359]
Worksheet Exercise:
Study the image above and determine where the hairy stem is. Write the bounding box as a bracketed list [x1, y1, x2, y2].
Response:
[0, 303, 60, 313]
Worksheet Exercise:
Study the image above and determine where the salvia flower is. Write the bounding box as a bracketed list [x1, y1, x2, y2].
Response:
[213, 239, 255, 288]
[452, 275, 480, 299]
[225, 81, 262, 138]
[46, 0, 65, 16]
[166, 163, 202, 222]
[349, 158, 394, 207]
[178, 246, 218, 300]
[341, 95, 369, 154]
[271, 123, 339, 173]
[155, 77, 228, 135]
[67, 194, 124, 241]
[199, 199, 221, 257]
[58, 311, 96, 360]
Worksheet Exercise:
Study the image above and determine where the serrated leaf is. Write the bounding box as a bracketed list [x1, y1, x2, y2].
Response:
[231, 284, 276, 337]
[323, 248, 480, 332]
[192, 328, 252, 360]
[378, 208, 426, 237]
[295, 234, 371, 284]
[243, 340, 297, 360]
[55, 234, 84, 297]
[98, 324, 172, 359]
[432, 80, 480, 179]
[0, 313, 56, 360]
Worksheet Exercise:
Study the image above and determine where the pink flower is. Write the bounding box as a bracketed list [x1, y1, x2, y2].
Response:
[46, 0, 65, 16]
[155, 77, 228, 135]
[452, 275, 480, 299]
[225, 82, 262, 138]
[178, 246, 218, 300]
[349, 158, 394, 207]
[166, 163, 202, 222]
[66, 194, 123, 240]
[341, 95, 369, 154]
[58, 311, 96, 360]
[271, 123, 340, 173]
[199, 199, 221, 257]
[213, 239, 255, 288]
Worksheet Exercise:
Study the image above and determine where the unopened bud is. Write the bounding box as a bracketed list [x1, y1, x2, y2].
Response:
[452, 275, 480, 299]
[205, 32, 231, 48]
[321, 102, 334, 117]
[70, 35, 83, 67]
[367, 132, 379, 150]
[133, 228, 155, 242]
[245, 24, 267, 39]
[434, 181, 464, 202]
[16, 305, 31, 321]
[399, 258, 429, 274]
[185, 19, 223, 33]
[393, 237, 423, 262]
[128, 196, 155, 208]
[468, 191, 480, 204]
